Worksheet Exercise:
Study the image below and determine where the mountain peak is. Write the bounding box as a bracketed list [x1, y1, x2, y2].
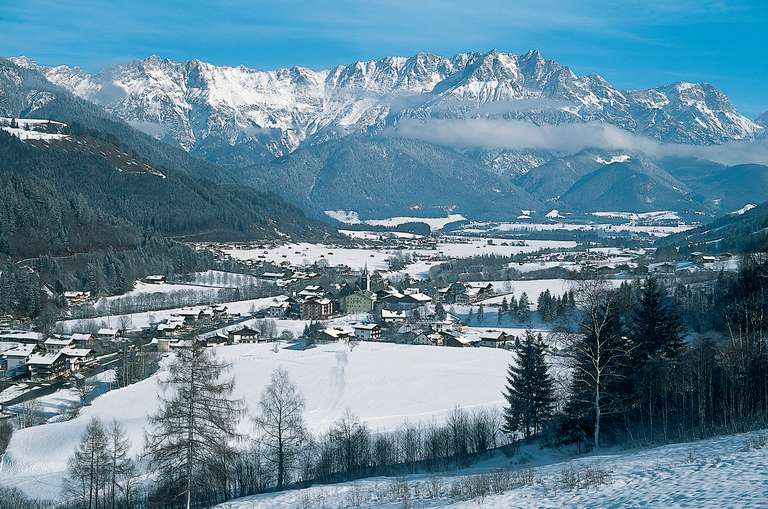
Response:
[8, 56, 39, 70]
[755, 111, 768, 127]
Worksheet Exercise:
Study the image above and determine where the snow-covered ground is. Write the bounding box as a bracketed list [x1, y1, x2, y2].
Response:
[462, 221, 694, 238]
[215, 430, 768, 508]
[223, 239, 576, 272]
[0, 342, 513, 499]
[325, 212, 466, 231]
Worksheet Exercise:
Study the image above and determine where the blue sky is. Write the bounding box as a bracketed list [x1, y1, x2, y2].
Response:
[1, 0, 765, 116]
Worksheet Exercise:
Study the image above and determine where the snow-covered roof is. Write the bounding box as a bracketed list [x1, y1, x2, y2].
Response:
[44, 337, 74, 346]
[381, 310, 407, 319]
[97, 328, 119, 336]
[0, 330, 45, 342]
[61, 348, 92, 358]
[2, 344, 37, 357]
[353, 323, 380, 331]
[70, 333, 94, 341]
[28, 352, 63, 366]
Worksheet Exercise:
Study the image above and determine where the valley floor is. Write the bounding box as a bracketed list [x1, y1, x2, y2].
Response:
[216, 429, 768, 508]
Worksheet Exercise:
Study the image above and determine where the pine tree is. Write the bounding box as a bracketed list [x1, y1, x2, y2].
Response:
[517, 292, 530, 322]
[629, 277, 682, 362]
[502, 331, 555, 439]
[500, 297, 509, 314]
[145, 345, 244, 508]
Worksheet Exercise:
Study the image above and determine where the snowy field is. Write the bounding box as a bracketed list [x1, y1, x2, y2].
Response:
[461, 220, 694, 238]
[0, 342, 513, 499]
[215, 429, 768, 508]
[324, 211, 466, 231]
[223, 239, 577, 272]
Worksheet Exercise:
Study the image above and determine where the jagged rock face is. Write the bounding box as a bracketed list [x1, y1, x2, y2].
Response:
[11, 49, 763, 166]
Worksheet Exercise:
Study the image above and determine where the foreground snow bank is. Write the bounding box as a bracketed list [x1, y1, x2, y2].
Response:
[216, 430, 768, 508]
[0, 342, 512, 499]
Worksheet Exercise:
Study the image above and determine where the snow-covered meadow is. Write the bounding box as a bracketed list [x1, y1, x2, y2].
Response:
[0, 342, 513, 499]
[214, 429, 768, 508]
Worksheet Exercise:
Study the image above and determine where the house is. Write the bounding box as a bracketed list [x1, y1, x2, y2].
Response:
[173, 308, 204, 324]
[212, 305, 229, 317]
[265, 302, 289, 318]
[380, 309, 407, 326]
[44, 337, 75, 352]
[353, 323, 381, 341]
[442, 330, 481, 348]
[63, 291, 91, 306]
[28, 352, 69, 380]
[70, 333, 95, 345]
[142, 274, 166, 284]
[228, 325, 260, 344]
[61, 348, 95, 372]
[477, 330, 508, 348]
[340, 291, 375, 314]
[318, 327, 353, 342]
[96, 328, 121, 341]
[649, 262, 676, 274]
[301, 296, 333, 320]
[1, 344, 38, 377]
[156, 318, 186, 335]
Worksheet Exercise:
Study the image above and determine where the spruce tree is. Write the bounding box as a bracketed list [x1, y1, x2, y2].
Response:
[630, 277, 682, 362]
[502, 331, 555, 439]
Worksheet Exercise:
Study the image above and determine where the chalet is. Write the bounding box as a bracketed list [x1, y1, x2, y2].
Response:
[96, 328, 121, 341]
[297, 285, 325, 299]
[340, 291, 375, 314]
[143, 274, 167, 284]
[265, 302, 289, 318]
[300, 296, 333, 320]
[212, 305, 229, 316]
[44, 337, 75, 352]
[228, 325, 260, 344]
[156, 318, 186, 335]
[169, 340, 194, 350]
[1, 344, 38, 377]
[70, 333, 95, 345]
[442, 330, 481, 348]
[173, 308, 204, 324]
[648, 262, 676, 274]
[353, 323, 381, 341]
[380, 309, 407, 326]
[318, 327, 353, 342]
[28, 352, 69, 380]
[61, 348, 95, 372]
[63, 291, 91, 306]
[437, 282, 467, 304]
[477, 330, 508, 348]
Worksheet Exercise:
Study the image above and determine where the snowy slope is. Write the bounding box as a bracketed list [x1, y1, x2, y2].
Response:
[0, 342, 513, 499]
[215, 430, 768, 508]
[12, 50, 761, 166]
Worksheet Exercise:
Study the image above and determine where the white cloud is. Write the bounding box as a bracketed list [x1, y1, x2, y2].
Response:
[393, 118, 768, 165]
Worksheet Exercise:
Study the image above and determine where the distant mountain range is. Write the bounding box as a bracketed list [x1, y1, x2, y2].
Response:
[5, 51, 768, 221]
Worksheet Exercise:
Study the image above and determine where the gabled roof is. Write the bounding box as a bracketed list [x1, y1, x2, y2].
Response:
[61, 348, 92, 358]
[28, 352, 64, 366]
[3, 344, 37, 357]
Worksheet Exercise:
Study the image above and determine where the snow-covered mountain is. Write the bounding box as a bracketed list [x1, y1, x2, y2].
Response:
[11, 50, 763, 167]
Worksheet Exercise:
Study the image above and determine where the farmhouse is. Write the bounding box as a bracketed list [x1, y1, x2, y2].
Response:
[96, 328, 121, 341]
[353, 323, 381, 341]
[228, 325, 260, 344]
[476, 330, 509, 348]
[28, 352, 69, 380]
[44, 337, 75, 352]
[61, 348, 95, 372]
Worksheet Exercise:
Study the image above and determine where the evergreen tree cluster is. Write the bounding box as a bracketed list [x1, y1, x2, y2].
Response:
[536, 289, 575, 322]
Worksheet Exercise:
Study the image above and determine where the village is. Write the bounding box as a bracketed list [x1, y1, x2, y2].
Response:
[0, 215, 737, 425]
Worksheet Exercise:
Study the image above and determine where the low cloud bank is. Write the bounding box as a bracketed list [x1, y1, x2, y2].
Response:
[394, 118, 768, 166]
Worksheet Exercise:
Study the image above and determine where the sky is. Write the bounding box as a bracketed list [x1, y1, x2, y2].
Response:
[1, 0, 766, 116]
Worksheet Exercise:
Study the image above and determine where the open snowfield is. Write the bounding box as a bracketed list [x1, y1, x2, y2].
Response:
[461, 221, 694, 238]
[0, 342, 513, 500]
[324, 211, 466, 231]
[223, 239, 577, 272]
[215, 430, 768, 508]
